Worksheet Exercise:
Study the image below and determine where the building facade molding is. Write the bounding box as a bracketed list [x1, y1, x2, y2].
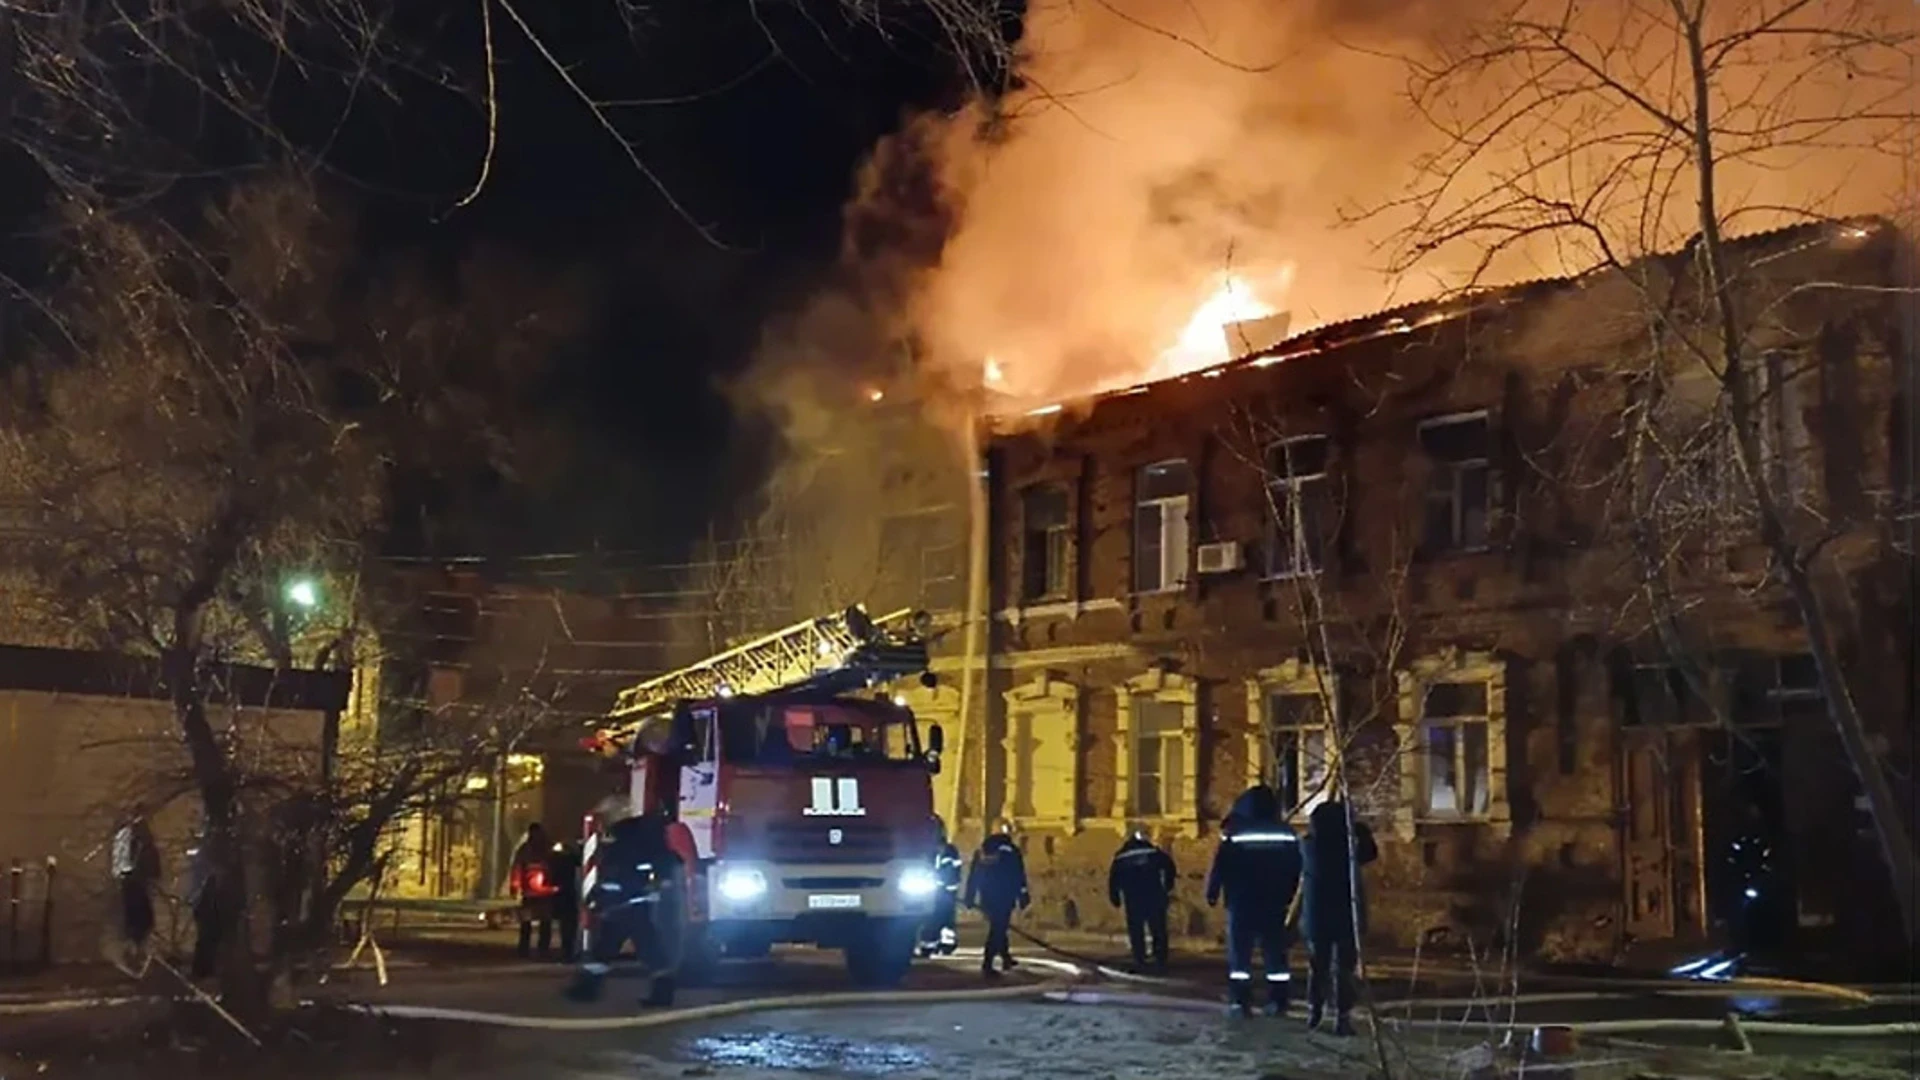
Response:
[1001, 670, 1082, 832]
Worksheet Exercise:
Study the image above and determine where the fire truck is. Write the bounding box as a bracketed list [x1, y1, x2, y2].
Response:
[580, 605, 947, 988]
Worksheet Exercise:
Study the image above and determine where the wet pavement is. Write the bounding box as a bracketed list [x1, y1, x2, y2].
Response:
[7, 935, 1917, 1080]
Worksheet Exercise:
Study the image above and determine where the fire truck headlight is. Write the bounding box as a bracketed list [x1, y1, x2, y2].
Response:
[897, 866, 940, 899]
[717, 866, 768, 903]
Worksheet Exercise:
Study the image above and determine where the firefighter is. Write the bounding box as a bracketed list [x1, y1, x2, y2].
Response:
[922, 817, 964, 958]
[548, 839, 582, 963]
[1301, 798, 1378, 1035]
[1108, 827, 1176, 972]
[964, 820, 1029, 977]
[510, 822, 557, 958]
[1205, 785, 1303, 1017]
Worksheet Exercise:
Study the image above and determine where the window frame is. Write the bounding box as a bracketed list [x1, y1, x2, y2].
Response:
[1394, 650, 1511, 835]
[1263, 434, 1331, 579]
[1244, 660, 1341, 823]
[1133, 459, 1193, 594]
[1416, 410, 1493, 555]
[1111, 668, 1202, 836]
[1414, 681, 1493, 820]
[1018, 483, 1073, 603]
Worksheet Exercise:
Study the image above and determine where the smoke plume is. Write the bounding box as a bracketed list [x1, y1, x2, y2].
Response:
[723, 0, 1918, 571]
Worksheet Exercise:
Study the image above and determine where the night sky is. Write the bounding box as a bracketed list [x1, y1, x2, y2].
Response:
[300, 2, 1003, 557]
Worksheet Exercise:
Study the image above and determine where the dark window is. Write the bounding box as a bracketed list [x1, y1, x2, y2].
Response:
[1265, 436, 1331, 577]
[1267, 691, 1330, 814]
[1020, 485, 1072, 601]
[1624, 665, 1706, 727]
[1418, 413, 1491, 554]
[1134, 460, 1193, 593]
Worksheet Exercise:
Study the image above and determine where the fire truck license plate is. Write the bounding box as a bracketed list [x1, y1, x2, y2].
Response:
[808, 893, 862, 910]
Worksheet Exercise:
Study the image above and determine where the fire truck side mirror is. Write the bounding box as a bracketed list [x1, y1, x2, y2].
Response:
[927, 723, 945, 757]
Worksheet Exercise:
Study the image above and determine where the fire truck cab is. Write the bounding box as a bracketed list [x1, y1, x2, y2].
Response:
[585, 606, 946, 988]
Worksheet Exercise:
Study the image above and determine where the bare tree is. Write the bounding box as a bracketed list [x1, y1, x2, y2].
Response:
[1370, 0, 1918, 942]
[0, 175, 578, 1011]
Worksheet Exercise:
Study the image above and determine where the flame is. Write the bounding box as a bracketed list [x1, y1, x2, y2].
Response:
[980, 268, 1292, 417]
[867, 387, 886, 403]
[1154, 272, 1284, 381]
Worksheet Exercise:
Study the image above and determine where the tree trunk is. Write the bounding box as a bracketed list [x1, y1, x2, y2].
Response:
[1679, 16, 1918, 946]
[167, 646, 266, 1020]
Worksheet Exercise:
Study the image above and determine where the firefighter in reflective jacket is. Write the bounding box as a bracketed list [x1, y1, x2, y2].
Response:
[1108, 828, 1176, 971]
[922, 816, 964, 958]
[1205, 785, 1304, 1017]
[964, 821, 1029, 976]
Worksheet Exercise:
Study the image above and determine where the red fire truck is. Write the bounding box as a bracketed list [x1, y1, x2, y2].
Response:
[581, 605, 947, 987]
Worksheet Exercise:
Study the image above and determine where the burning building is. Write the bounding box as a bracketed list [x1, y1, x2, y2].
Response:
[900, 218, 1916, 967]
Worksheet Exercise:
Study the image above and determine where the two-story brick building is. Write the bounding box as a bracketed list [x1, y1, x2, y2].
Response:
[904, 218, 1915, 968]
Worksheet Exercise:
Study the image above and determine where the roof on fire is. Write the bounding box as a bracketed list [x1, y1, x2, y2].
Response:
[1064, 214, 1896, 414]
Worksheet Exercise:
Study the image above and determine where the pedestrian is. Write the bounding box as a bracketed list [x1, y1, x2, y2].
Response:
[963, 820, 1029, 977]
[110, 806, 161, 957]
[1108, 827, 1176, 972]
[1205, 785, 1303, 1017]
[548, 839, 582, 963]
[1301, 798, 1377, 1035]
[922, 817, 964, 957]
[510, 822, 556, 958]
[184, 828, 222, 980]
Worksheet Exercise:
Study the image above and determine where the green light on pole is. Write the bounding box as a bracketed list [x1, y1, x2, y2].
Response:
[286, 578, 320, 610]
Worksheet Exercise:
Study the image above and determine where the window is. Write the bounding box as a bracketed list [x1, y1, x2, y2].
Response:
[1754, 349, 1814, 501]
[1010, 710, 1038, 818]
[1001, 675, 1081, 828]
[1418, 413, 1491, 553]
[1020, 485, 1071, 602]
[1624, 664, 1708, 727]
[1132, 698, 1186, 817]
[1267, 692, 1331, 815]
[1418, 681, 1492, 817]
[1265, 436, 1331, 577]
[1763, 653, 1824, 724]
[1134, 460, 1193, 593]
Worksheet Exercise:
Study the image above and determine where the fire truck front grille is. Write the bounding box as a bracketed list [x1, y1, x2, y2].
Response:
[783, 876, 886, 890]
[764, 822, 895, 861]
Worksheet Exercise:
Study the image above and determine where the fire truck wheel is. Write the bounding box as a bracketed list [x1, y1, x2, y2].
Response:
[845, 918, 918, 987]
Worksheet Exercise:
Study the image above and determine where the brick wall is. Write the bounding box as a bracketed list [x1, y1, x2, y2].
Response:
[915, 222, 1914, 964]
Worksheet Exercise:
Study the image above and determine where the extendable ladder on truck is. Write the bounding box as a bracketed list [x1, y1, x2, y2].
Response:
[597, 604, 933, 745]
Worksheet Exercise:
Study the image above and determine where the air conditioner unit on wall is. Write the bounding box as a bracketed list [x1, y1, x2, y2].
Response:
[1196, 541, 1245, 575]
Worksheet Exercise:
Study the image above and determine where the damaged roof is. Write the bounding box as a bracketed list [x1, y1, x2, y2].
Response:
[1064, 215, 1896, 413]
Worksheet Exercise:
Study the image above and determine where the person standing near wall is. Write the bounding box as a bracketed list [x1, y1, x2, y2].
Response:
[110, 806, 160, 961]
[1206, 785, 1303, 1018]
[183, 827, 221, 980]
[1108, 827, 1176, 972]
[509, 822, 556, 958]
[964, 820, 1029, 977]
[1301, 798, 1378, 1035]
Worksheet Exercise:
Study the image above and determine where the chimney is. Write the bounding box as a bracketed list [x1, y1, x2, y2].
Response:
[1223, 313, 1293, 360]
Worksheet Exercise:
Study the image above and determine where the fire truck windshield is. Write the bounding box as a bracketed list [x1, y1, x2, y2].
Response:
[716, 700, 922, 766]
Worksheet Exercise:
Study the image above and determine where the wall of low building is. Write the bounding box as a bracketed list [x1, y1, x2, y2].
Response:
[0, 691, 324, 964]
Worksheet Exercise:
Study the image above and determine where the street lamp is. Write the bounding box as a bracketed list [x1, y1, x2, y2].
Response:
[285, 578, 320, 611]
